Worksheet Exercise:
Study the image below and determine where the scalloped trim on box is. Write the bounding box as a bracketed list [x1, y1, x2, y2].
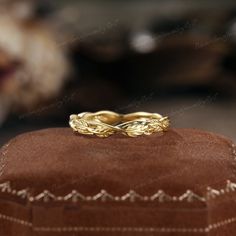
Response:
[0, 143, 235, 203]
[0, 180, 236, 203]
[0, 142, 236, 233]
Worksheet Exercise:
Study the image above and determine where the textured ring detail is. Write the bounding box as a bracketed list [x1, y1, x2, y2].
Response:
[69, 111, 170, 137]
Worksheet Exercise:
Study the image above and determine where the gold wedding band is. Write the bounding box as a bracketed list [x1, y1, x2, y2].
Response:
[69, 111, 170, 138]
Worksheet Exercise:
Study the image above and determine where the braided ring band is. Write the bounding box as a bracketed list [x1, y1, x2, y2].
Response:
[69, 111, 170, 138]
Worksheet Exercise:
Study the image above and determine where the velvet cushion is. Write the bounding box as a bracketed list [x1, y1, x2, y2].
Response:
[0, 128, 236, 236]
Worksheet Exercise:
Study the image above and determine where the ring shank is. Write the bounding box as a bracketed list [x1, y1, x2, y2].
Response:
[123, 112, 163, 122]
[69, 111, 170, 137]
[83, 111, 121, 125]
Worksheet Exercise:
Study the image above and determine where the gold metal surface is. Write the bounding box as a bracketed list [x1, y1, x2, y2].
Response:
[69, 111, 170, 137]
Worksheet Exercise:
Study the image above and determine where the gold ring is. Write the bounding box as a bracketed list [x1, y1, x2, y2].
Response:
[69, 111, 170, 138]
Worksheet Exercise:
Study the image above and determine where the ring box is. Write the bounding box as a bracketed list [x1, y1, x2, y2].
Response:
[0, 128, 236, 236]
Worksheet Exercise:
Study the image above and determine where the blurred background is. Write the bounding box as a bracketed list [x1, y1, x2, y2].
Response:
[0, 0, 236, 145]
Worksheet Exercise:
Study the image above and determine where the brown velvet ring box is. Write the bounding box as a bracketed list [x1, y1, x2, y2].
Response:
[0, 128, 236, 236]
